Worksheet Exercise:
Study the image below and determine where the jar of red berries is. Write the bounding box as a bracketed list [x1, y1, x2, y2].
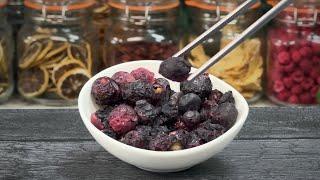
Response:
[267, 0, 320, 105]
[102, 0, 180, 68]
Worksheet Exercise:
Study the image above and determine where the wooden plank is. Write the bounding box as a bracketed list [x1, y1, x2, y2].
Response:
[1, 139, 320, 179]
[0, 107, 319, 141]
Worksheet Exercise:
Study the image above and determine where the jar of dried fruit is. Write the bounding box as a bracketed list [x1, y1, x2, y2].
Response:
[17, 0, 98, 105]
[267, 0, 320, 105]
[103, 0, 180, 67]
[0, 0, 14, 103]
[92, 0, 111, 70]
[185, 0, 265, 102]
[7, 0, 24, 35]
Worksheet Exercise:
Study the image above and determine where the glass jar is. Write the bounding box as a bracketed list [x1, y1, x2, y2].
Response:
[185, 0, 265, 102]
[17, 0, 98, 105]
[0, 0, 14, 103]
[102, 0, 180, 68]
[267, 0, 320, 105]
[7, 0, 24, 35]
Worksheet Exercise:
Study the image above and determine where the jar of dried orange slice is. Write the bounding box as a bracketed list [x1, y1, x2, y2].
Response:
[0, 0, 14, 103]
[17, 0, 98, 105]
[184, 0, 266, 102]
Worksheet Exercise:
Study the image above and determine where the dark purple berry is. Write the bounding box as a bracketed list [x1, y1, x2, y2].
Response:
[159, 57, 191, 82]
[102, 126, 117, 139]
[134, 100, 158, 124]
[90, 107, 113, 130]
[218, 91, 235, 104]
[122, 80, 155, 104]
[182, 111, 201, 128]
[169, 129, 189, 149]
[187, 133, 204, 148]
[174, 119, 189, 130]
[208, 89, 223, 103]
[130, 68, 155, 83]
[178, 93, 201, 113]
[111, 71, 135, 85]
[195, 121, 226, 142]
[121, 130, 148, 149]
[213, 102, 238, 129]
[161, 101, 179, 118]
[153, 78, 171, 104]
[153, 115, 170, 126]
[149, 134, 172, 151]
[91, 77, 121, 105]
[200, 100, 219, 120]
[180, 73, 212, 99]
[151, 126, 170, 136]
[170, 92, 183, 104]
[108, 104, 138, 134]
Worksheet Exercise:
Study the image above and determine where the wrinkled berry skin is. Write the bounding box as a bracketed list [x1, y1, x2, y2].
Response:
[111, 71, 135, 86]
[153, 115, 170, 127]
[108, 104, 138, 134]
[182, 111, 201, 128]
[213, 102, 238, 129]
[130, 68, 155, 83]
[122, 80, 155, 104]
[187, 133, 204, 148]
[153, 78, 171, 105]
[169, 129, 189, 148]
[180, 73, 212, 99]
[90, 107, 113, 130]
[161, 101, 179, 118]
[135, 100, 158, 124]
[159, 57, 191, 82]
[178, 93, 202, 113]
[218, 91, 235, 104]
[208, 89, 223, 103]
[149, 134, 172, 151]
[91, 77, 121, 105]
[121, 130, 148, 149]
[195, 121, 226, 141]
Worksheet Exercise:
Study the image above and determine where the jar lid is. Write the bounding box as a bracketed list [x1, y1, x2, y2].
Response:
[185, 0, 261, 11]
[8, 0, 22, 6]
[267, 0, 320, 12]
[108, 0, 179, 12]
[24, 0, 95, 11]
[0, 0, 7, 7]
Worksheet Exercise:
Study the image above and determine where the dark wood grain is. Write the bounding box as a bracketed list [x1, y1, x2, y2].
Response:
[0, 107, 319, 141]
[1, 139, 320, 179]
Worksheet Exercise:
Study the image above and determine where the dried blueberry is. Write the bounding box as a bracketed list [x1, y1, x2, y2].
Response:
[91, 77, 121, 105]
[208, 89, 223, 103]
[200, 99, 219, 121]
[108, 104, 138, 134]
[149, 133, 172, 151]
[170, 92, 183, 104]
[218, 91, 235, 104]
[174, 119, 189, 130]
[130, 68, 155, 83]
[178, 93, 201, 113]
[153, 114, 170, 126]
[122, 80, 155, 104]
[151, 126, 170, 136]
[134, 100, 158, 124]
[159, 57, 191, 82]
[180, 73, 212, 99]
[213, 102, 238, 129]
[121, 130, 148, 149]
[161, 101, 179, 118]
[186, 133, 204, 148]
[152, 78, 171, 104]
[111, 71, 136, 86]
[195, 121, 226, 142]
[182, 111, 201, 128]
[90, 107, 113, 130]
[169, 129, 189, 149]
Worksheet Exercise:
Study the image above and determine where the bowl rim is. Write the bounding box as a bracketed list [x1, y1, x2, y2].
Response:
[78, 60, 249, 157]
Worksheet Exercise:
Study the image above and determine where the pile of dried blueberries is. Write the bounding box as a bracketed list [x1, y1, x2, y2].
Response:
[91, 65, 238, 151]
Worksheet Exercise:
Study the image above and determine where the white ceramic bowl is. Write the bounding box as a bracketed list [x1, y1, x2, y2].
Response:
[78, 60, 249, 172]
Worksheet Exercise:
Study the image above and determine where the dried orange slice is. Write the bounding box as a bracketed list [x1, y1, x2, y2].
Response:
[67, 43, 87, 63]
[42, 51, 67, 67]
[19, 41, 42, 69]
[18, 66, 49, 98]
[30, 39, 54, 67]
[44, 41, 68, 60]
[56, 68, 91, 100]
[51, 59, 86, 85]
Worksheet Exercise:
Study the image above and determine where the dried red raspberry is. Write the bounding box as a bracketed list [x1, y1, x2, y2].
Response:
[309, 68, 319, 79]
[291, 50, 302, 63]
[273, 80, 285, 93]
[291, 85, 303, 95]
[283, 62, 295, 73]
[277, 51, 290, 65]
[91, 77, 121, 105]
[111, 71, 135, 85]
[108, 104, 138, 134]
[91, 113, 105, 130]
[288, 95, 299, 104]
[300, 28, 312, 37]
[299, 46, 313, 57]
[312, 56, 320, 65]
[130, 68, 155, 83]
[311, 86, 319, 97]
[299, 59, 313, 72]
[317, 77, 320, 85]
[299, 93, 313, 104]
[311, 43, 320, 55]
[299, 39, 311, 47]
[302, 78, 314, 90]
[292, 70, 304, 83]
[283, 77, 294, 89]
[277, 90, 290, 101]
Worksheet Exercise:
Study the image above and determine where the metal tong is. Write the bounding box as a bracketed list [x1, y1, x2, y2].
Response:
[173, 0, 293, 81]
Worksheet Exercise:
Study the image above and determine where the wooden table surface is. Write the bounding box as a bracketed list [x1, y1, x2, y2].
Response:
[1, 107, 320, 179]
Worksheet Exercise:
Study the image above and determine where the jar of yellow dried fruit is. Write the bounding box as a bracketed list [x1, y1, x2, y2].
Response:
[18, 0, 98, 105]
[184, 0, 266, 102]
[0, 0, 14, 103]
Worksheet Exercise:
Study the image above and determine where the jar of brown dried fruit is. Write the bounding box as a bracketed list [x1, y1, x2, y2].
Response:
[0, 0, 14, 103]
[17, 0, 98, 105]
[103, 0, 180, 68]
[184, 0, 266, 103]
